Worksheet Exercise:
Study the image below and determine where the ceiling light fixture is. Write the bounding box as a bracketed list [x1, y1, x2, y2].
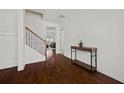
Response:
[58, 14, 65, 18]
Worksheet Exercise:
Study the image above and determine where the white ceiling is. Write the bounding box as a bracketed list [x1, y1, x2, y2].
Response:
[30, 9, 124, 23]
[30, 9, 66, 23]
[31, 9, 85, 14]
[30, 9, 85, 23]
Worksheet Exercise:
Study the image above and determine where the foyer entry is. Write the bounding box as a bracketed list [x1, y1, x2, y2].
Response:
[44, 21, 64, 54]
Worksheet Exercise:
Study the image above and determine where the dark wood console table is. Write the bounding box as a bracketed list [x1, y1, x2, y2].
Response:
[71, 46, 97, 71]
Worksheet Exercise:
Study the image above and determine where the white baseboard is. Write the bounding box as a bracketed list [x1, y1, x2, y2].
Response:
[25, 60, 45, 65]
[98, 69, 124, 83]
[0, 64, 17, 70]
[17, 65, 25, 71]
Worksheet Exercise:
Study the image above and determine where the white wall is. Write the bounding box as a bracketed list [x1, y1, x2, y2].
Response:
[25, 45, 45, 64]
[0, 9, 46, 70]
[0, 10, 18, 69]
[62, 10, 124, 82]
[25, 10, 46, 39]
[25, 10, 45, 64]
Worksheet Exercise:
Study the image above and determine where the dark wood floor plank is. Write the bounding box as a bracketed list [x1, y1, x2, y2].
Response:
[0, 50, 122, 84]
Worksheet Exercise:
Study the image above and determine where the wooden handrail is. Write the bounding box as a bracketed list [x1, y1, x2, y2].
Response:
[25, 26, 47, 61]
[25, 27, 46, 44]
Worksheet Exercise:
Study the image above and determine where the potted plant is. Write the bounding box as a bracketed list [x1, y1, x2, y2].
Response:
[79, 40, 83, 47]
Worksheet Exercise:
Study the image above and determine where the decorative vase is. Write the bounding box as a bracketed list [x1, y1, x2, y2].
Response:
[79, 41, 83, 47]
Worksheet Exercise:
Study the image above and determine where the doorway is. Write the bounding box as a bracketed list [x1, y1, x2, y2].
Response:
[44, 21, 64, 55]
[46, 26, 56, 53]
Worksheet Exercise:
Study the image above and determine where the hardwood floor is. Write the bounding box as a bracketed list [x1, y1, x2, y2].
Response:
[0, 50, 122, 84]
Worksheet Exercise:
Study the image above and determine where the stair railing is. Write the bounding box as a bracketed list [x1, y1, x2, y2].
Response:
[25, 27, 47, 61]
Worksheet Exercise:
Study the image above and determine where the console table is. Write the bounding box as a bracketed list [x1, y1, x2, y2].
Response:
[71, 46, 97, 71]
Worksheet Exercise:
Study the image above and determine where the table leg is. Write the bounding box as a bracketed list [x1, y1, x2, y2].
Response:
[75, 49, 77, 60]
[90, 51, 93, 71]
[71, 48, 73, 61]
[95, 50, 97, 71]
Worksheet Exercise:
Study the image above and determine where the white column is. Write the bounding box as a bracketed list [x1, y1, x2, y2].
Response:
[56, 25, 61, 54]
[17, 9, 25, 71]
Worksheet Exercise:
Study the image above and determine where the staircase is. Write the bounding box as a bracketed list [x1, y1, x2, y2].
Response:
[25, 27, 47, 61]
